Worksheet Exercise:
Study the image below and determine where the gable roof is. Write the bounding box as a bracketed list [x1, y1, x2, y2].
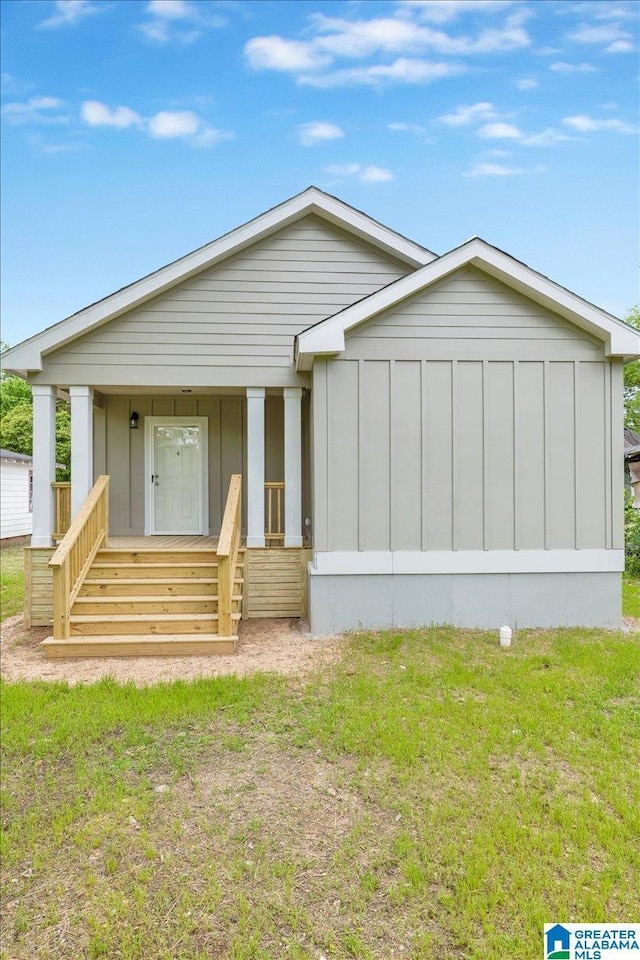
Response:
[295, 237, 640, 369]
[2, 187, 436, 375]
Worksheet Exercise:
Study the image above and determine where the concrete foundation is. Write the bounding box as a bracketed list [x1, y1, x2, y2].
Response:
[307, 571, 622, 634]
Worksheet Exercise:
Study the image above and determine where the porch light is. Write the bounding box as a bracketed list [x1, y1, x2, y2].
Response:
[129, 411, 139, 430]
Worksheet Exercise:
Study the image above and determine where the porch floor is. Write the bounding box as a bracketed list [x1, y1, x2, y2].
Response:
[108, 535, 229, 550]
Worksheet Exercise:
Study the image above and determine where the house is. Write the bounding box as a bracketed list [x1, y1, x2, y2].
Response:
[2, 187, 639, 655]
[0, 449, 33, 543]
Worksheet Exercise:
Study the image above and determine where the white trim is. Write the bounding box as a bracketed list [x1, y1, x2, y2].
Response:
[246, 387, 265, 548]
[144, 417, 209, 536]
[31, 385, 56, 547]
[1, 187, 435, 374]
[310, 549, 625, 575]
[296, 238, 640, 369]
[70, 386, 94, 519]
[284, 387, 303, 548]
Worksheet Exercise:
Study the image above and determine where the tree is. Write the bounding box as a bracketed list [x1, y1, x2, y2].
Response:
[624, 306, 640, 432]
[0, 343, 71, 478]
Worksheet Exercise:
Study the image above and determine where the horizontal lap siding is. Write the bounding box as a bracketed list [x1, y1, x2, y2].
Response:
[0, 463, 32, 539]
[37, 217, 409, 386]
[315, 266, 618, 554]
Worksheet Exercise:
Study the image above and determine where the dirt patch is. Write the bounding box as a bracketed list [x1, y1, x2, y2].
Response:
[622, 616, 640, 631]
[0, 615, 344, 685]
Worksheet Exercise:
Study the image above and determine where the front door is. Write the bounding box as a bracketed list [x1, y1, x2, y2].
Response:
[145, 417, 209, 535]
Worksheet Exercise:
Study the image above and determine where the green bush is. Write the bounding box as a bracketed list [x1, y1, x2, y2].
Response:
[624, 491, 640, 577]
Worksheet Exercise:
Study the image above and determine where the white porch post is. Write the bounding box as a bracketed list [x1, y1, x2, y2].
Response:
[284, 387, 303, 547]
[31, 385, 57, 547]
[70, 386, 94, 519]
[246, 387, 265, 547]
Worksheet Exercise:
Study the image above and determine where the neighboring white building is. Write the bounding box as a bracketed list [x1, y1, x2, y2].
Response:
[0, 449, 33, 542]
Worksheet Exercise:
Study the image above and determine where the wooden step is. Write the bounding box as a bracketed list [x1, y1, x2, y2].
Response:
[96, 549, 218, 564]
[42, 634, 237, 659]
[96, 548, 245, 562]
[72, 595, 242, 616]
[69, 613, 241, 636]
[88, 563, 239, 579]
[79, 578, 243, 597]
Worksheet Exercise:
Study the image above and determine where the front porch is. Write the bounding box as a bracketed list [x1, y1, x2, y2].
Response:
[27, 475, 310, 657]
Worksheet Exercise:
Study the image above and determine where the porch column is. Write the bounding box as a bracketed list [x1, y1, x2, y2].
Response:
[31, 385, 57, 547]
[70, 386, 94, 518]
[284, 387, 303, 547]
[246, 387, 265, 548]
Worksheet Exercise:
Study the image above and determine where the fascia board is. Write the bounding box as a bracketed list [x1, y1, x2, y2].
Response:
[297, 239, 640, 366]
[2, 187, 434, 374]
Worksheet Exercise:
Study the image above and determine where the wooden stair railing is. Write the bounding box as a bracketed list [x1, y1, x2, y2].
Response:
[49, 476, 110, 640]
[265, 481, 284, 543]
[217, 474, 242, 637]
[52, 482, 71, 540]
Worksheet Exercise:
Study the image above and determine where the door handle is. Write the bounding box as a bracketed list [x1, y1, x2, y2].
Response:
[151, 474, 159, 485]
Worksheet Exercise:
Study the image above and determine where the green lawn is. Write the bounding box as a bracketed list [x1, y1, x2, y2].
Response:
[2, 627, 639, 960]
[623, 575, 640, 618]
[0, 546, 25, 622]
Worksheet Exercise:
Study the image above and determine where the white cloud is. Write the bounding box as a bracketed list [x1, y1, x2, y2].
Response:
[477, 121, 523, 138]
[438, 101, 497, 126]
[549, 60, 597, 73]
[400, 1, 517, 24]
[569, 21, 635, 52]
[245, 37, 330, 72]
[38, 0, 103, 29]
[140, 0, 225, 43]
[476, 120, 572, 146]
[2, 96, 69, 125]
[562, 114, 637, 133]
[300, 58, 464, 88]
[465, 161, 524, 177]
[516, 77, 538, 90]
[148, 110, 199, 138]
[521, 128, 571, 146]
[326, 163, 394, 183]
[244, 6, 531, 88]
[297, 121, 344, 146]
[81, 100, 142, 129]
[79, 99, 233, 146]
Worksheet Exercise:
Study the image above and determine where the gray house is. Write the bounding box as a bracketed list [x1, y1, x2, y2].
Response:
[3, 187, 639, 654]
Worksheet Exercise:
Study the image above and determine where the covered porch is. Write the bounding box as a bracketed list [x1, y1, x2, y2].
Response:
[31, 384, 310, 549]
[26, 383, 312, 653]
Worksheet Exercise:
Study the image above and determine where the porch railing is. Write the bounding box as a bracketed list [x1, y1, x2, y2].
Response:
[217, 474, 242, 637]
[49, 476, 110, 640]
[265, 482, 284, 543]
[52, 482, 71, 540]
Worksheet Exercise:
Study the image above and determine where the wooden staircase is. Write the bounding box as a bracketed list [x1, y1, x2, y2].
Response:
[42, 474, 245, 659]
[42, 548, 244, 657]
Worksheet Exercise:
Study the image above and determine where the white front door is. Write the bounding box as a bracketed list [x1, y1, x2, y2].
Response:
[145, 417, 208, 535]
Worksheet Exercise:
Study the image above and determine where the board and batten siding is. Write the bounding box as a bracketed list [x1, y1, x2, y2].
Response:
[33, 216, 410, 389]
[0, 462, 32, 539]
[100, 394, 310, 536]
[312, 267, 623, 555]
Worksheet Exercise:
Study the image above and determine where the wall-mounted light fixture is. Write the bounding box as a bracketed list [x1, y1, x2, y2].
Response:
[129, 411, 139, 430]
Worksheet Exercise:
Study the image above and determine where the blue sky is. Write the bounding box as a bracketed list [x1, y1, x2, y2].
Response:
[1, 0, 638, 347]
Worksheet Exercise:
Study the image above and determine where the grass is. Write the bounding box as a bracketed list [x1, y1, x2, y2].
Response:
[0, 546, 25, 622]
[623, 575, 640, 618]
[1, 627, 639, 959]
